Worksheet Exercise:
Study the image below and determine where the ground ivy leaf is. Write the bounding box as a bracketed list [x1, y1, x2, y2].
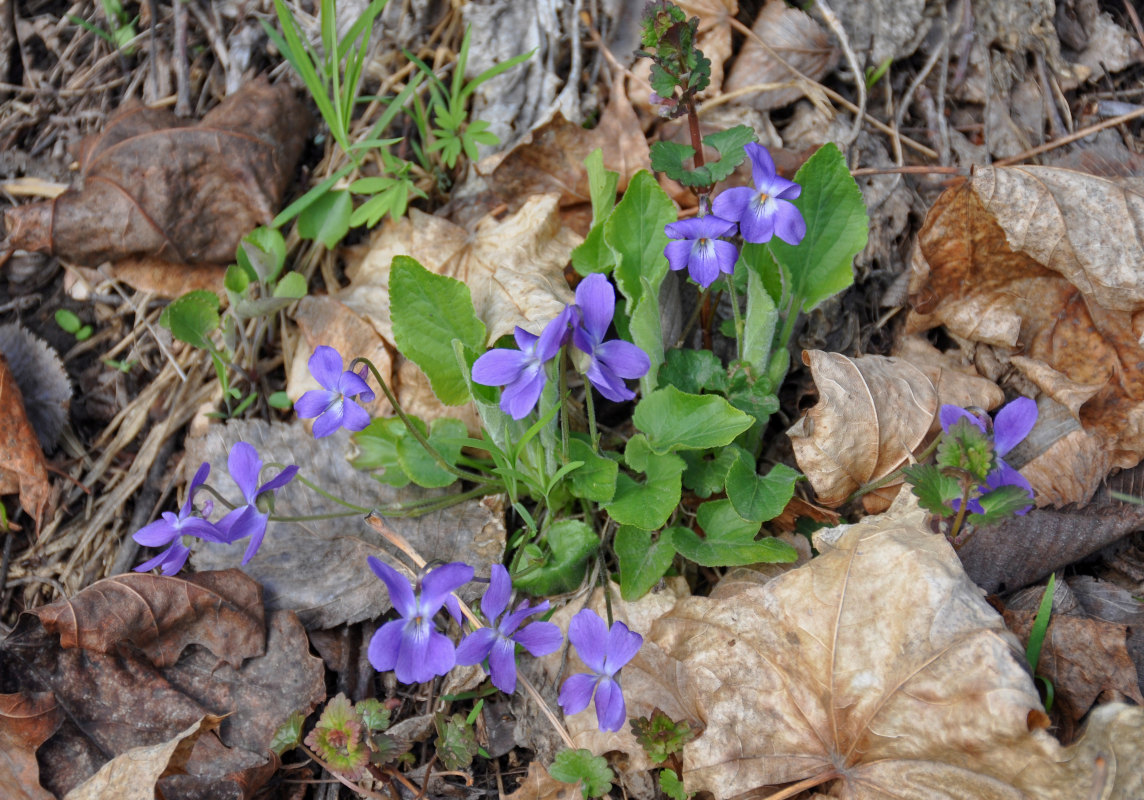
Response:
[434, 712, 478, 771]
[631, 709, 696, 764]
[604, 170, 674, 305]
[634, 386, 753, 454]
[673, 500, 798, 566]
[768, 142, 868, 313]
[970, 485, 1035, 525]
[270, 710, 306, 756]
[615, 526, 676, 601]
[389, 255, 486, 405]
[904, 463, 961, 516]
[550, 748, 615, 798]
[660, 769, 690, 800]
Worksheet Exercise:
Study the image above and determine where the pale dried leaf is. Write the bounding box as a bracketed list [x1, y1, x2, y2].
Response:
[343, 194, 578, 344]
[0, 352, 51, 531]
[724, 0, 837, 111]
[644, 497, 1143, 799]
[62, 716, 221, 800]
[678, 0, 736, 97]
[505, 761, 581, 800]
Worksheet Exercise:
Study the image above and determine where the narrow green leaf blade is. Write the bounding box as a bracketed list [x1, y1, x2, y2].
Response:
[297, 189, 353, 248]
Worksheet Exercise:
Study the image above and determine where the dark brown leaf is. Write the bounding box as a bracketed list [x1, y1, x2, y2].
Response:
[2, 78, 308, 267]
[0, 569, 323, 799]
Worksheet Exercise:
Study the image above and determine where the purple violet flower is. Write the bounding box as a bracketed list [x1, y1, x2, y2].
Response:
[133, 462, 225, 575]
[664, 215, 739, 289]
[472, 307, 575, 420]
[712, 142, 806, 245]
[940, 397, 1037, 514]
[455, 565, 563, 693]
[571, 274, 651, 403]
[216, 441, 299, 564]
[367, 557, 475, 684]
[558, 609, 643, 732]
[295, 346, 376, 438]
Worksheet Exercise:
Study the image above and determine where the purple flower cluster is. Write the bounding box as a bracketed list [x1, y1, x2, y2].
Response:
[941, 397, 1037, 515]
[664, 142, 806, 289]
[472, 273, 650, 419]
[132, 441, 297, 576]
[368, 561, 641, 732]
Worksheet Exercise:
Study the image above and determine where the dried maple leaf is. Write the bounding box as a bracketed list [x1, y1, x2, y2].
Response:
[0, 351, 51, 532]
[907, 167, 1144, 501]
[342, 193, 578, 343]
[644, 496, 1144, 799]
[2, 78, 308, 267]
[0, 569, 323, 798]
[786, 349, 1002, 506]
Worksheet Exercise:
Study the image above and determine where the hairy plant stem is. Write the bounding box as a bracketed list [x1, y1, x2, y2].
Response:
[351, 357, 498, 486]
[365, 515, 576, 749]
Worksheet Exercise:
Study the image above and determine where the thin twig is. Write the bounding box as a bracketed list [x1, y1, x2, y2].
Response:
[813, 0, 864, 153]
[994, 106, 1144, 166]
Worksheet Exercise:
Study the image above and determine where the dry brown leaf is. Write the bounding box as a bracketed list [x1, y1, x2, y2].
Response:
[1004, 608, 1143, 725]
[678, 0, 736, 97]
[62, 715, 222, 800]
[0, 351, 51, 532]
[2, 78, 307, 268]
[787, 349, 1001, 506]
[644, 496, 1144, 799]
[478, 75, 651, 206]
[343, 193, 577, 344]
[723, 0, 837, 111]
[505, 761, 581, 800]
[0, 569, 324, 798]
[907, 168, 1144, 492]
[0, 692, 61, 800]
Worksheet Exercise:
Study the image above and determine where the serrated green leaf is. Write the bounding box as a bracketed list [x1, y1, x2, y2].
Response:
[903, 463, 961, 516]
[567, 436, 618, 503]
[160, 290, 220, 349]
[768, 142, 868, 313]
[632, 710, 696, 764]
[937, 417, 995, 483]
[700, 125, 754, 181]
[605, 435, 685, 530]
[633, 386, 752, 453]
[389, 255, 486, 405]
[615, 526, 675, 601]
[434, 712, 479, 771]
[724, 370, 779, 432]
[512, 519, 599, 596]
[726, 456, 800, 523]
[660, 769, 691, 800]
[269, 710, 306, 756]
[551, 748, 614, 798]
[604, 170, 674, 304]
[297, 188, 353, 248]
[649, 126, 755, 186]
[672, 499, 798, 566]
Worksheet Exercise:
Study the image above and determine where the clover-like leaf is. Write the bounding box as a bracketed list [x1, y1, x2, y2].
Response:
[903, 463, 962, 517]
[550, 748, 615, 798]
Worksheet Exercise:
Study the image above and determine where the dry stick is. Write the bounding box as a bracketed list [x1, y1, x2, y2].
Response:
[364, 515, 577, 750]
[993, 106, 1144, 166]
[762, 770, 840, 800]
[814, 0, 865, 151]
[726, 17, 938, 160]
[850, 165, 962, 176]
[1124, 0, 1144, 54]
[297, 743, 391, 800]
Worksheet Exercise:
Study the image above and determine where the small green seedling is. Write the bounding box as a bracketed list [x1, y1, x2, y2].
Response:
[55, 309, 92, 341]
[103, 357, 138, 373]
[1026, 572, 1056, 711]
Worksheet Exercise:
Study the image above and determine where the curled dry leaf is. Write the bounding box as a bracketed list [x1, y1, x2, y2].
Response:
[504, 761, 581, 800]
[0, 569, 323, 799]
[2, 78, 308, 267]
[62, 715, 222, 800]
[723, 0, 838, 111]
[786, 349, 1002, 506]
[0, 351, 52, 532]
[643, 495, 1144, 799]
[342, 193, 577, 345]
[478, 75, 651, 206]
[0, 692, 61, 800]
[907, 167, 1144, 502]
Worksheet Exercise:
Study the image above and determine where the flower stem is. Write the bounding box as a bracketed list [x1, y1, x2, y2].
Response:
[350, 357, 498, 486]
[843, 433, 944, 505]
[726, 274, 743, 361]
[585, 387, 599, 451]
